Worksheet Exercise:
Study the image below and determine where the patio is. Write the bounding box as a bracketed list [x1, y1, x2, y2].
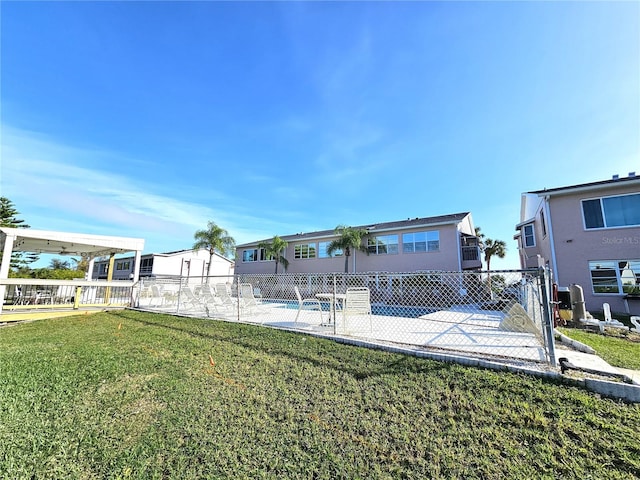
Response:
[0, 228, 145, 320]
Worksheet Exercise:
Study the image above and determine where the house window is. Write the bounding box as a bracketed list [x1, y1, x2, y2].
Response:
[540, 210, 547, 237]
[243, 249, 257, 262]
[523, 224, 535, 247]
[621, 260, 640, 294]
[402, 231, 439, 253]
[367, 234, 398, 255]
[242, 248, 271, 262]
[141, 258, 153, 273]
[589, 260, 640, 294]
[319, 241, 342, 258]
[294, 243, 316, 259]
[582, 193, 640, 229]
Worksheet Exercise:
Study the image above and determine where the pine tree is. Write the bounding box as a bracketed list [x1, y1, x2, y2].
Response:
[0, 197, 30, 228]
[0, 197, 38, 269]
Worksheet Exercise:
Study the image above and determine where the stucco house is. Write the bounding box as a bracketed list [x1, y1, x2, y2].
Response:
[235, 212, 482, 275]
[515, 173, 640, 315]
[92, 248, 234, 281]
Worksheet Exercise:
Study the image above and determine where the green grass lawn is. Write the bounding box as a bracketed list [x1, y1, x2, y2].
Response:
[557, 327, 640, 370]
[1, 310, 639, 479]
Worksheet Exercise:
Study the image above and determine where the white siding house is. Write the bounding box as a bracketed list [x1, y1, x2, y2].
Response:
[92, 248, 234, 280]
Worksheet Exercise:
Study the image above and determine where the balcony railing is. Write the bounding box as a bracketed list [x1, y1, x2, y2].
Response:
[462, 246, 480, 261]
[461, 246, 481, 269]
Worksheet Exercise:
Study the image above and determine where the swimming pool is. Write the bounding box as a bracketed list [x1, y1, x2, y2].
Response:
[264, 300, 435, 318]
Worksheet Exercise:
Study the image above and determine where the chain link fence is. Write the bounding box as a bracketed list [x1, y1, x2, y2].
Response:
[134, 269, 556, 365]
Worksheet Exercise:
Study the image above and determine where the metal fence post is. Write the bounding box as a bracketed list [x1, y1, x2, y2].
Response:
[539, 267, 557, 366]
[235, 274, 241, 322]
[74, 286, 81, 309]
[332, 274, 337, 335]
[176, 276, 183, 315]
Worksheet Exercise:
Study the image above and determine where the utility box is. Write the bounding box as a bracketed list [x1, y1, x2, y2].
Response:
[556, 287, 572, 322]
[569, 284, 587, 322]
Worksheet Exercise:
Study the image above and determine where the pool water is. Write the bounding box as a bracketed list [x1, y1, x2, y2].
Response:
[264, 300, 434, 318]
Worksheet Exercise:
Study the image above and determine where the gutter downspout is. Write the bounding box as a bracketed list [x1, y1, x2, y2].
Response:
[456, 224, 462, 271]
[543, 196, 559, 284]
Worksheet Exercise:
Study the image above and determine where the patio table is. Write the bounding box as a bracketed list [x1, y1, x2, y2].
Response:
[315, 293, 346, 324]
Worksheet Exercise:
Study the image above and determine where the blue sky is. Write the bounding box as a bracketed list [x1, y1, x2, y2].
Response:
[1, 1, 638, 270]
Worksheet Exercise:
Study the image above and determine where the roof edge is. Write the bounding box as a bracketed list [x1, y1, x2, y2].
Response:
[236, 212, 472, 248]
[529, 175, 640, 197]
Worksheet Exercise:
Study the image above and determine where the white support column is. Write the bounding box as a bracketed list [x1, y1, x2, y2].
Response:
[132, 250, 142, 283]
[0, 233, 17, 315]
[87, 257, 96, 280]
[0, 234, 15, 280]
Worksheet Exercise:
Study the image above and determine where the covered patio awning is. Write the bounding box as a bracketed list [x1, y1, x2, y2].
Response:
[0, 227, 145, 281]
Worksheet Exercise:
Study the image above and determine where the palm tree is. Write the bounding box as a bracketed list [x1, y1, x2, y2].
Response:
[326, 225, 369, 273]
[258, 236, 289, 274]
[474, 226, 486, 252]
[483, 238, 507, 271]
[193, 221, 236, 281]
[483, 238, 507, 297]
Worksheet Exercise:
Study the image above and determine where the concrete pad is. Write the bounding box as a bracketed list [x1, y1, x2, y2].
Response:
[617, 368, 640, 385]
[555, 347, 621, 376]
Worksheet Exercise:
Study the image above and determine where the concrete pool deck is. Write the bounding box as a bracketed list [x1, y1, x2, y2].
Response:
[232, 302, 552, 364]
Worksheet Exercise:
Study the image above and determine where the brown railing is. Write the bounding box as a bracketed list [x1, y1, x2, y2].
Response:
[461, 246, 480, 261]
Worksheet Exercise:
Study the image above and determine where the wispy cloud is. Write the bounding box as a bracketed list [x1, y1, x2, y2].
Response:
[0, 125, 302, 251]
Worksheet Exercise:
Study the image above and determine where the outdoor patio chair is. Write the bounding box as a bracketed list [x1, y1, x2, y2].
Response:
[14, 286, 25, 305]
[599, 303, 629, 333]
[631, 316, 640, 333]
[215, 283, 237, 308]
[149, 284, 168, 307]
[54, 285, 75, 304]
[136, 285, 153, 307]
[343, 287, 372, 333]
[239, 283, 266, 315]
[177, 286, 205, 313]
[199, 284, 235, 318]
[294, 286, 326, 324]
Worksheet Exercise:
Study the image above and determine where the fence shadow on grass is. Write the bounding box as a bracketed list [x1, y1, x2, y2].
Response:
[110, 310, 456, 381]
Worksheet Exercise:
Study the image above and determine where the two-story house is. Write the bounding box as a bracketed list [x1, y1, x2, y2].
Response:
[92, 248, 234, 281]
[515, 174, 640, 315]
[235, 212, 482, 275]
